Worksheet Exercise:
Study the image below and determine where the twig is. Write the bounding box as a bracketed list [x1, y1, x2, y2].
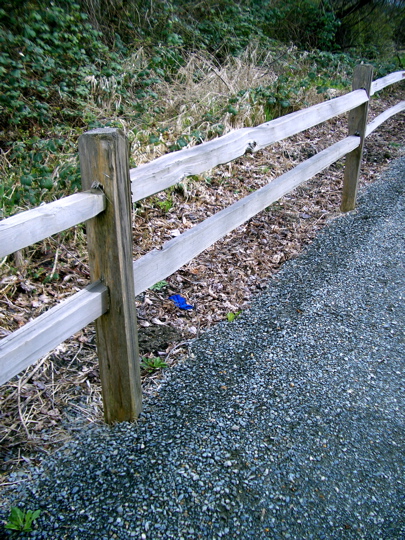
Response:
[65, 343, 83, 370]
[51, 361, 55, 409]
[17, 377, 31, 440]
[0, 480, 28, 487]
[50, 247, 59, 278]
[165, 340, 192, 362]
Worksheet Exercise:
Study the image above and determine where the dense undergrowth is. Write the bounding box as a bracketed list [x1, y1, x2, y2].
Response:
[0, 0, 404, 219]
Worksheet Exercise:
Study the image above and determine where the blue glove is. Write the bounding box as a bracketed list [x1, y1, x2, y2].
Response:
[169, 294, 194, 310]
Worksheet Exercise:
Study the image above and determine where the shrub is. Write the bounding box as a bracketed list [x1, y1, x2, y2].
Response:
[0, 2, 115, 135]
[259, 0, 340, 51]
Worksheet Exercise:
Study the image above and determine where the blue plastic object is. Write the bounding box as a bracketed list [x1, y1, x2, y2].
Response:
[169, 294, 194, 310]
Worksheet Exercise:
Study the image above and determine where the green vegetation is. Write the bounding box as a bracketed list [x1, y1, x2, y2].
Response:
[5, 506, 41, 532]
[227, 311, 242, 322]
[140, 356, 168, 372]
[1, 0, 404, 219]
[150, 280, 169, 291]
[155, 195, 174, 213]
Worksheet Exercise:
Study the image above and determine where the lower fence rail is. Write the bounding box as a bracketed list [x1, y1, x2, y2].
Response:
[133, 136, 360, 295]
[0, 281, 108, 386]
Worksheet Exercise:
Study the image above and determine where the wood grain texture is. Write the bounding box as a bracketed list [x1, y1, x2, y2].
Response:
[0, 191, 106, 259]
[79, 128, 142, 423]
[130, 89, 367, 201]
[0, 281, 108, 386]
[133, 136, 359, 295]
[366, 101, 405, 137]
[370, 71, 405, 96]
[341, 65, 374, 212]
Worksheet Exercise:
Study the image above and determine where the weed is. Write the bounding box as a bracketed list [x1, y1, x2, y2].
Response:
[156, 196, 173, 213]
[227, 311, 241, 322]
[150, 280, 168, 291]
[140, 357, 168, 373]
[0, 0, 401, 224]
[260, 166, 272, 174]
[5, 506, 41, 533]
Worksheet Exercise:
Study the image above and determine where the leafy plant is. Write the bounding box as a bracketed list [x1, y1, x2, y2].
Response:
[5, 506, 41, 532]
[156, 196, 173, 212]
[0, 136, 81, 217]
[140, 356, 168, 373]
[0, 3, 115, 132]
[227, 311, 241, 322]
[258, 0, 341, 51]
[150, 280, 168, 291]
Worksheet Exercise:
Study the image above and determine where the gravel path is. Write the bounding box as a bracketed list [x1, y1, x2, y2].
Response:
[1, 157, 404, 539]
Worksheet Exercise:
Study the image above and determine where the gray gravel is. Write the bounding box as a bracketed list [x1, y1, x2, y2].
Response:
[1, 157, 404, 540]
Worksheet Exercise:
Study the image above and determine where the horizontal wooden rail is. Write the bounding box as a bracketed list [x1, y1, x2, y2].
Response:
[0, 281, 108, 385]
[366, 101, 405, 137]
[0, 190, 106, 259]
[130, 89, 368, 201]
[133, 135, 360, 295]
[370, 71, 405, 96]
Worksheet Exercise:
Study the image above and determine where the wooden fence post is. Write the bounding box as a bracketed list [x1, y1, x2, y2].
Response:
[341, 64, 373, 212]
[79, 128, 142, 423]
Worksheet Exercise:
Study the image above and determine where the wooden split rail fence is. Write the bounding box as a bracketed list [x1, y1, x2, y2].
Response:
[1, 65, 404, 422]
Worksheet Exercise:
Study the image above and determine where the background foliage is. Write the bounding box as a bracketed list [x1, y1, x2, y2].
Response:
[0, 0, 404, 217]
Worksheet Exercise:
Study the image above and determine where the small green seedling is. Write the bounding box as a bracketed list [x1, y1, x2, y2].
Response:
[156, 197, 173, 212]
[140, 357, 168, 373]
[227, 311, 241, 322]
[150, 280, 168, 291]
[5, 506, 41, 532]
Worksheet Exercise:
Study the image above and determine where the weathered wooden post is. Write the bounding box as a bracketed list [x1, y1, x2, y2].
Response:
[341, 64, 373, 212]
[79, 128, 142, 423]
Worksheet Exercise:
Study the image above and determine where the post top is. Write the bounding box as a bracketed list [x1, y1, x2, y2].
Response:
[84, 127, 121, 135]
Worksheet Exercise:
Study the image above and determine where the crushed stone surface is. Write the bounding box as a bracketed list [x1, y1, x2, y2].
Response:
[1, 156, 404, 539]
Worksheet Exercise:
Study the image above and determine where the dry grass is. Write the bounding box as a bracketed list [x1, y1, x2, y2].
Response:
[152, 43, 351, 132]
[130, 47, 282, 165]
[88, 45, 342, 166]
[161, 48, 278, 116]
